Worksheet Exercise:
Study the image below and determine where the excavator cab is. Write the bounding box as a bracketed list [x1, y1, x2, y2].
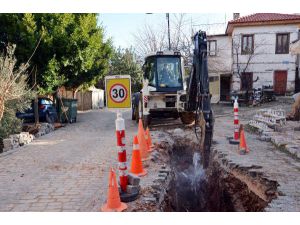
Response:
[143, 51, 184, 92]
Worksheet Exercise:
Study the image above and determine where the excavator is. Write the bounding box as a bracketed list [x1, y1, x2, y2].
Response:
[132, 31, 214, 168]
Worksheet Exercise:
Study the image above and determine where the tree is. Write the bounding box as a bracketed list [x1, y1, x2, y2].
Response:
[110, 47, 143, 92]
[232, 34, 265, 90]
[133, 14, 193, 67]
[0, 44, 34, 138]
[0, 13, 112, 95]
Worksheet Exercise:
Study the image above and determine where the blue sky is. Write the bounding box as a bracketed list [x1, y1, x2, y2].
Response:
[98, 13, 235, 49]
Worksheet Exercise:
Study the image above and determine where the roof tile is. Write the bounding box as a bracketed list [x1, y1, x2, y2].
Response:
[229, 13, 300, 24]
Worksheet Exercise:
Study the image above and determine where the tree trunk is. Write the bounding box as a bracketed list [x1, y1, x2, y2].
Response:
[34, 96, 39, 126]
[0, 97, 4, 122]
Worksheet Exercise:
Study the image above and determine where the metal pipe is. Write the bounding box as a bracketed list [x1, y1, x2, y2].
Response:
[166, 13, 171, 50]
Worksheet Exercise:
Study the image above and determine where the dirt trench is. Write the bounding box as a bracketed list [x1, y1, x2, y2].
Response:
[159, 130, 278, 212]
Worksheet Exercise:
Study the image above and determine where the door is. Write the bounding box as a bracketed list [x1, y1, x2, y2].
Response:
[209, 75, 220, 103]
[295, 67, 300, 93]
[220, 74, 231, 101]
[240, 72, 253, 91]
[274, 71, 287, 95]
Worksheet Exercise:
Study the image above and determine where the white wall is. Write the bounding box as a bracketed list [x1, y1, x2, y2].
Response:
[208, 35, 232, 74]
[207, 35, 232, 103]
[232, 24, 300, 92]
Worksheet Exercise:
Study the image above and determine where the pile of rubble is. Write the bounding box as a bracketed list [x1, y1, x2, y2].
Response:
[1, 123, 55, 153]
[248, 108, 300, 159]
[2, 132, 35, 153]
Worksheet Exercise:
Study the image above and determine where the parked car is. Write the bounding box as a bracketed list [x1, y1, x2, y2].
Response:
[16, 97, 58, 123]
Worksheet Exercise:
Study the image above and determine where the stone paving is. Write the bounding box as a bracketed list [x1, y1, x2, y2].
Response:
[1, 98, 299, 211]
[0, 110, 139, 211]
[213, 112, 300, 211]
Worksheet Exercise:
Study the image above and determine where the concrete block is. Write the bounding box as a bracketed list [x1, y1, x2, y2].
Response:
[126, 185, 140, 194]
[128, 173, 140, 186]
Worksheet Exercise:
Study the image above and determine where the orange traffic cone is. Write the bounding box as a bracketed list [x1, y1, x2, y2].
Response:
[239, 125, 249, 154]
[137, 119, 150, 160]
[145, 127, 154, 152]
[130, 136, 147, 177]
[101, 168, 127, 212]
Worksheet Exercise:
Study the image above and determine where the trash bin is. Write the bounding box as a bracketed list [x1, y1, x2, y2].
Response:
[58, 98, 78, 123]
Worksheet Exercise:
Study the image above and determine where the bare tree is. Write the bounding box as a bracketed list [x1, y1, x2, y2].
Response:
[133, 23, 167, 58]
[232, 34, 267, 89]
[133, 14, 194, 66]
[0, 44, 34, 122]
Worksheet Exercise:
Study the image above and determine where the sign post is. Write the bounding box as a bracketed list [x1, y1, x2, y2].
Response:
[105, 75, 137, 201]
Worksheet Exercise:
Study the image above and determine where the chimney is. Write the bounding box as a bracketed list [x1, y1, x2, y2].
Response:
[233, 13, 240, 20]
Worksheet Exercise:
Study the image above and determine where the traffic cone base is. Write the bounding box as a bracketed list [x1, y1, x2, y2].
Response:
[101, 169, 127, 212]
[101, 202, 127, 212]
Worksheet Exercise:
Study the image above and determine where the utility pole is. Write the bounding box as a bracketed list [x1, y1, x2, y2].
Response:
[166, 13, 171, 50]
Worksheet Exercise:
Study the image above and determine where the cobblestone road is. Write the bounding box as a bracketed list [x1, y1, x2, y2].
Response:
[213, 101, 300, 211]
[0, 109, 137, 212]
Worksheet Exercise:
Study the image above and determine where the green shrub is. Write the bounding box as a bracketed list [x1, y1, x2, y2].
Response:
[0, 111, 23, 139]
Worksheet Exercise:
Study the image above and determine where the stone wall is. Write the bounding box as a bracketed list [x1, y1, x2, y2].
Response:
[2, 132, 35, 153]
[1, 123, 55, 153]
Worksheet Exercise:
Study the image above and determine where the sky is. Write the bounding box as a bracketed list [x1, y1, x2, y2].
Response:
[98, 13, 237, 49]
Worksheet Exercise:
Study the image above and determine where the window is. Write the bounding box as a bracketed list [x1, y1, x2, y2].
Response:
[208, 40, 217, 56]
[276, 33, 290, 54]
[144, 57, 156, 87]
[241, 34, 254, 54]
[157, 57, 182, 88]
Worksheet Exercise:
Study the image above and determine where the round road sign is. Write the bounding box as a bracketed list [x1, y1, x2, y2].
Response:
[109, 83, 128, 103]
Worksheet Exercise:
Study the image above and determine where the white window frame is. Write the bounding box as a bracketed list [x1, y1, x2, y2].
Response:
[208, 40, 217, 56]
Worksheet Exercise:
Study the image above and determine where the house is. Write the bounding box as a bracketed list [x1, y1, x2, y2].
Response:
[208, 13, 300, 103]
[207, 34, 232, 102]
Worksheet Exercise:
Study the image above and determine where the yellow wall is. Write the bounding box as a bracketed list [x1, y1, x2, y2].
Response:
[209, 75, 220, 103]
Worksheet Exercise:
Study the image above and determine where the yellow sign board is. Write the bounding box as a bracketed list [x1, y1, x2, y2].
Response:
[105, 75, 131, 109]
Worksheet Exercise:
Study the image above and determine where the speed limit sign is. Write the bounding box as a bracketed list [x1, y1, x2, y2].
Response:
[105, 75, 131, 108]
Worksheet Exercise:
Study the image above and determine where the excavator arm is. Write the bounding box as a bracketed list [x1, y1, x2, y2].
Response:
[186, 31, 214, 168]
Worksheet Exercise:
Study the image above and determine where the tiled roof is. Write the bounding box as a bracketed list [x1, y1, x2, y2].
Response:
[229, 13, 300, 24]
[226, 13, 300, 34]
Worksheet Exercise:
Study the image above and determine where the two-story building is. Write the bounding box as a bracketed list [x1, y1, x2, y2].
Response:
[208, 13, 300, 103]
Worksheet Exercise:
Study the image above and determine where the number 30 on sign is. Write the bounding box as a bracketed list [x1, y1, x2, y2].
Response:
[105, 75, 131, 109]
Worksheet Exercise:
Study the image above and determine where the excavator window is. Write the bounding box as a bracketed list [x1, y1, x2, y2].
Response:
[157, 57, 182, 88]
[144, 55, 183, 91]
[144, 57, 156, 87]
